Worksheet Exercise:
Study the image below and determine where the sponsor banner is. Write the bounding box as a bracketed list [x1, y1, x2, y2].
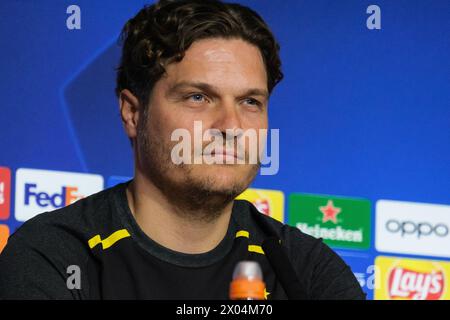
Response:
[376, 200, 450, 258]
[336, 251, 376, 300]
[375, 256, 450, 300]
[0, 224, 9, 253]
[289, 193, 371, 250]
[236, 188, 284, 223]
[0, 167, 11, 220]
[14, 168, 104, 222]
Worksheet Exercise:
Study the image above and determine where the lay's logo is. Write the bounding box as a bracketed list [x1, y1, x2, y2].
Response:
[375, 256, 450, 300]
[15, 168, 104, 222]
[236, 188, 284, 223]
[388, 267, 444, 300]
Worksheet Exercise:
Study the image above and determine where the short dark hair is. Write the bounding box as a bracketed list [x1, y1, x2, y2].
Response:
[115, 0, 283, 108]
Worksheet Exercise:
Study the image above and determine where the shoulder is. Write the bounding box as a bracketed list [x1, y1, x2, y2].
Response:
[233, 199, 323, 257]
[0, 183, 128, 296]
[233, 199, 333, 278]
[9, 182, 124, 247]
[233, 199, 365, 299]
[0, 183, 128, 299]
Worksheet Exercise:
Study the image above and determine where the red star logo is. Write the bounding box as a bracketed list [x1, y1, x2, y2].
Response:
[319, 200, 341, 224]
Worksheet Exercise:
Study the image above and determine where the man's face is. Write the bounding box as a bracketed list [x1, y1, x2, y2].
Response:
[137, 38, 269, 208]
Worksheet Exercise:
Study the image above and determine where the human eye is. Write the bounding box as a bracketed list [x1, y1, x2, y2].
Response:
[245, 98, 260, 105]
[242, 97, 263, 109]
[186, 93, 208, 103]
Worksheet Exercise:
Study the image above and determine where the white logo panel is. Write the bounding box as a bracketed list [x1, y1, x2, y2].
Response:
[15, 168, 104, 222]
[376, 200, 450, 258]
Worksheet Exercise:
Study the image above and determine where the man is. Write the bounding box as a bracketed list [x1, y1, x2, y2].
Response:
[0, 0, 365, 299]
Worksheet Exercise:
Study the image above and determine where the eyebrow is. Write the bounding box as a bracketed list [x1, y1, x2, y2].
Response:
[167, 81, 269, 99]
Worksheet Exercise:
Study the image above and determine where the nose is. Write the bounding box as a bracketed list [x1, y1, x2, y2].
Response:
[211, 98, 243, 140]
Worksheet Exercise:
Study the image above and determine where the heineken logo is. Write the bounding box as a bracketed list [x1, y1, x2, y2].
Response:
[296, 223, 363, 242]
[320, 200, 341, 224]
[289, 194, 371, 250]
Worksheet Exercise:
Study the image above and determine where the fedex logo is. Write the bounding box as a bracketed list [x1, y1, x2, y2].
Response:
[24, 183, 84, 208]
[15, 168, 103, 222]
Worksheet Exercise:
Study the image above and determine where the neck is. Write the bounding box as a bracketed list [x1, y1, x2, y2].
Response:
[126, 171, 234, 254]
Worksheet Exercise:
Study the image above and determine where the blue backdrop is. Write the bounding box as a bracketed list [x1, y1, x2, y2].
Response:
[1, 0, 449, 300]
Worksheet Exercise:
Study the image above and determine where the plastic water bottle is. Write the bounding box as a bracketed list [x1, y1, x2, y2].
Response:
[229, 261, 265, 300]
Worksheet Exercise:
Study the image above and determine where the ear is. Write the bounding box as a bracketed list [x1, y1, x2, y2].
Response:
[119, 89, 141, 142]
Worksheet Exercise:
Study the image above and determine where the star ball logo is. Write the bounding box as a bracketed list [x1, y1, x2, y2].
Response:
[288, 193, 371, 249]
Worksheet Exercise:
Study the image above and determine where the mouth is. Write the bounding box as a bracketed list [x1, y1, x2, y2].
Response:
[205, 149, 245, 161]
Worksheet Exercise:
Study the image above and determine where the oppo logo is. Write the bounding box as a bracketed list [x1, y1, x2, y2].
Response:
[385, 220, 449, 238]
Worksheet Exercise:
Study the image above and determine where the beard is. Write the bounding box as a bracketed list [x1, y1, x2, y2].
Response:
[136, 114, 260, 223]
